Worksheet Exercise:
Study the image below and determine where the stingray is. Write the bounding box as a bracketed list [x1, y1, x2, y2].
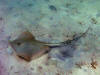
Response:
[9, 29, 89, 62]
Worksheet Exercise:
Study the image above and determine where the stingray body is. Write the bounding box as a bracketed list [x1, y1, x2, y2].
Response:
[9, 31, 60, 61]
[9, 29, 88, 62]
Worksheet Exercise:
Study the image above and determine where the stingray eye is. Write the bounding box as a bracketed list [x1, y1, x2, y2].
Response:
[16, 42, 21, 46]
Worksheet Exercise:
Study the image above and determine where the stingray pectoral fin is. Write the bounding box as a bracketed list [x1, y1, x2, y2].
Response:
[15, 52, 32, 62]
[31, 46, 50, 60]
[15, 46, 50, 62]
[18, 55, 31, 62]
[17, 31, 36, 41]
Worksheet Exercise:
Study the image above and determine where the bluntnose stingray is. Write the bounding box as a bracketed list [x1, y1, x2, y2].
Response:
[9, 31, 60, 61]
[9, 28, 89, 62]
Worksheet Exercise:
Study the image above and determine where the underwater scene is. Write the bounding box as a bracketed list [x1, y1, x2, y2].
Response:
[0, 0, 100, 75]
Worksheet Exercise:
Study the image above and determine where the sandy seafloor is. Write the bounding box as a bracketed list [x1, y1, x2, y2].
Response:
[0, 0, 100, 75]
